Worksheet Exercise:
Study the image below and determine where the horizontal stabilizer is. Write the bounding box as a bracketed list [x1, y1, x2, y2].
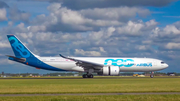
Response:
[6, 55, 26, 62]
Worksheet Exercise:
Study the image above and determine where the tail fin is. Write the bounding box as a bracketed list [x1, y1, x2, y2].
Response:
[7, 35, 37, 58]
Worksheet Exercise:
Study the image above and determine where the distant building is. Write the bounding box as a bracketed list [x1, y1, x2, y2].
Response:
[74, 74, 79, 76]
[29, 74, 32, 77]
[167, 72, 175, 76]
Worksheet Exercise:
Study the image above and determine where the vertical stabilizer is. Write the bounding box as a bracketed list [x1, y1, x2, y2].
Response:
[7, 35, 37, 58]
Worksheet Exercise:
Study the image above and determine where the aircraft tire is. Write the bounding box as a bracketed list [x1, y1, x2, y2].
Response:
[88, 74, 93, 78]
[83, 74, 88, 78]
[150, 75, 154, 78]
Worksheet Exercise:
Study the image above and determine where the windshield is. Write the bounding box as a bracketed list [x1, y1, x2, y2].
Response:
[161, 62, 165, 64]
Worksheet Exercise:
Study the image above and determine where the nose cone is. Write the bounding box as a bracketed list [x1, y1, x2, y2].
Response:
[163, 63, 169, 69]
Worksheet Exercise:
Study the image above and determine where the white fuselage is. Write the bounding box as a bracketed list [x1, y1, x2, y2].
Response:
[38, 57, 168, 72]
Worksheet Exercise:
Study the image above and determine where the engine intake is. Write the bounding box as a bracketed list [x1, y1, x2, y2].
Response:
[98, 66, 120, 76]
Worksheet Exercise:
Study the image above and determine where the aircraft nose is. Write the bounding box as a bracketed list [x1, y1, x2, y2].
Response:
[164, 63, 169, 69]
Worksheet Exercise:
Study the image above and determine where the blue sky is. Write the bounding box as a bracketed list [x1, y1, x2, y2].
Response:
[0, 0, 180, 74]
[147, 0, 180, 26]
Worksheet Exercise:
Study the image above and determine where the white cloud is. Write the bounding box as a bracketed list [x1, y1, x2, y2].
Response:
[28, 25, 46, 32]
[151, 21, 180, 38]
[61, 9, 87, 25]
[142, 40, 152, 44]
[163, 25, 180, 35]
[138, 45, 147, 50]
[0, 8, 7, 21]
[75, 49, 101, 56]
[0, 58, 15, 65]
[116, 20, 158, 36]
[151, 27, 160, 36]
[8, 21, 13, 26]
[88, 27, 115, 40]
[99, 47, 106, 52]
[80, 7, 150, 20]
[47, 3, 61, 12]
[9, 7, 30, 22]
[145, 19, 158, 27]
[49, 0, 175, 10]
[29, 3, 151, 33]
[0, 42, 10, 48]
[166, 42, 180, 49]
[117, 21, 144, 35]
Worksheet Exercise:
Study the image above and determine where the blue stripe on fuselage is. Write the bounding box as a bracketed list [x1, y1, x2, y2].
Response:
[26, 57, 67, 71]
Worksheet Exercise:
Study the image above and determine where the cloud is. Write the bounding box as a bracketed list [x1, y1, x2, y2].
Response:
[1, 23, 27, 35]
[80, 7, 150, 21]
[99, 47, 106, 53]
[9, 7, 31, 22]
[0, 1, 9, 8]
[164, 25, 180, 35]
[44, 0, 176, 10]
[0, 8, 7, 21]
[0, 2, 161, 59]
[148, 21, 180, 52]
[29, 3, 150, 33]
[138, 45, 147, 50]
[0, 42, 10, 48]
[75, 49, 101, 56]
[163, 16, 180, 18]
[151, 21, 180, 40]
[166, 42, 180, 49]
[88, 27, 115, 41]
[13, 19, 158, 58]
[28, 25, 46, 32]
[117, 20, 158, 36]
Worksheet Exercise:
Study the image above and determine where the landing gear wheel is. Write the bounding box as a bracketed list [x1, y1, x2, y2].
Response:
[150, 71, 154, 78]
[150, 75, 154, 78]
[82, 74, 88, 78]
[82, 74, 93, 78]
[88, 74, 93, 78]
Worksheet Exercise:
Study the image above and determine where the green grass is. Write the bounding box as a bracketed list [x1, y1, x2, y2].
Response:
[0, 95, 180, 101]
[0, 77, 179, 94]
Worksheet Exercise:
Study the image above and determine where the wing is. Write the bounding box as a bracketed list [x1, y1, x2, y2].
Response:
[59, 54, 103, 70]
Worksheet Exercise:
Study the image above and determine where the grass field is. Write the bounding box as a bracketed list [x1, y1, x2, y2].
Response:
[0, 95, 180, 101]
[0, 77, 180, 101]
[0, 77, 179, 94]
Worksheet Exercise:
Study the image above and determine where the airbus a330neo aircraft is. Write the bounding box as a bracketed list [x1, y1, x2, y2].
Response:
[6, 35, 168, 78]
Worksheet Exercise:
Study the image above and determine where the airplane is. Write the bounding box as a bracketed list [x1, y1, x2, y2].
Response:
[6, 35, 168, 78]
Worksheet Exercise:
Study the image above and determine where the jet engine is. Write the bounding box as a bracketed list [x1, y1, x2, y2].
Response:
[97, 66, 120, 76]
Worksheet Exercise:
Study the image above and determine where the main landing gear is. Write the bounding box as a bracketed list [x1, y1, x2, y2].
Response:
[83, 69, 94, 78]
[150, 71, 154, 78]
[82, 74, 93, 78]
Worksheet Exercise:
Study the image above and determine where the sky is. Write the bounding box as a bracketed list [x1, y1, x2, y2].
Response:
[0, 0, 180, 74]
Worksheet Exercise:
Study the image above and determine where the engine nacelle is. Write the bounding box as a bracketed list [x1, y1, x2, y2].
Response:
[98, 66, 120, 76]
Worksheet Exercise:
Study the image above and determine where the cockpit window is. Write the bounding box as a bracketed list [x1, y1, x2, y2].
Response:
[161, 62, 165, 64]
